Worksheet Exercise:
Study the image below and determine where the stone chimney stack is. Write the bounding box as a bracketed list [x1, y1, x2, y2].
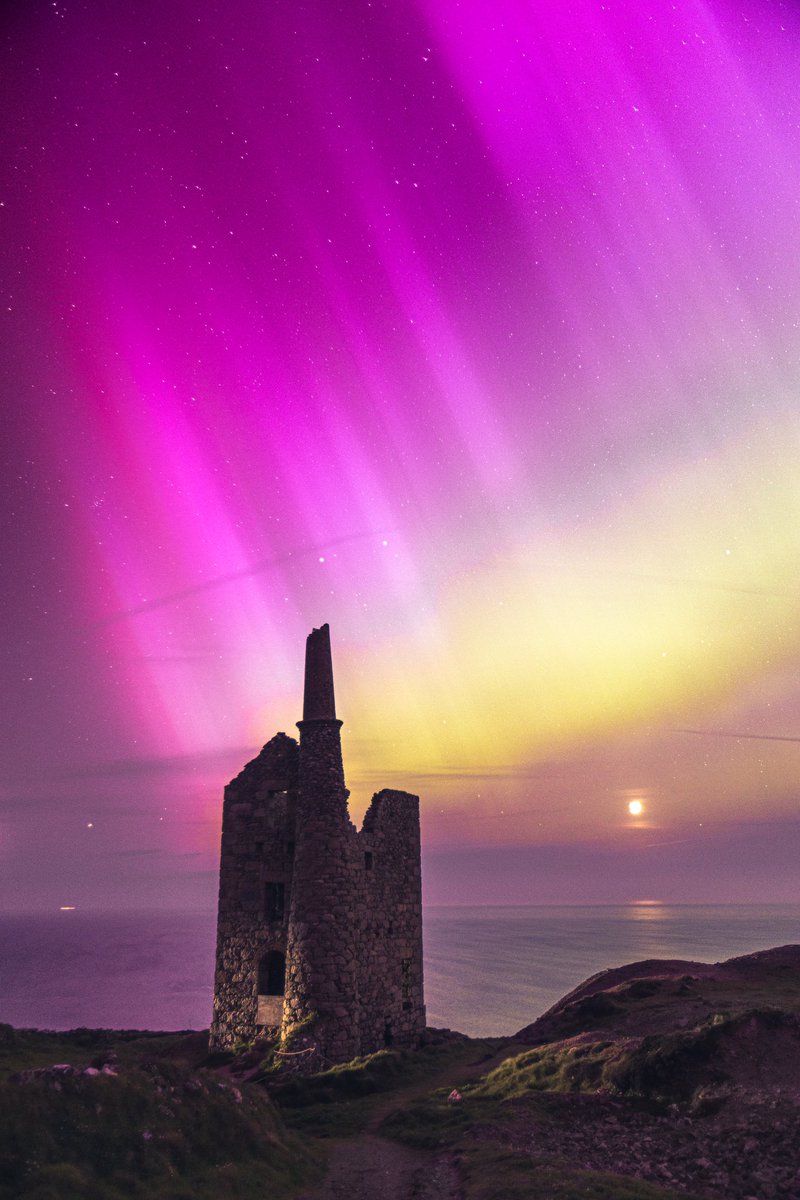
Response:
[283, 623, 360, 1064]
[302, 624, 337, 721]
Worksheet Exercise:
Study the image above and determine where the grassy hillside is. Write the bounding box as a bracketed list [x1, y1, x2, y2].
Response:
[0, 1025, 319, 1200]
[3, 945, 800, 1199]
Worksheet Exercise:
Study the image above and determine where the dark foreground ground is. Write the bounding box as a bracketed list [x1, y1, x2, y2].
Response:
[3, 944, 800, 1200]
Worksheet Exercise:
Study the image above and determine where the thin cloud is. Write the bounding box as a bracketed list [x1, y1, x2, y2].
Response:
[353, 760, 585, 785]
[674, 729, 800, 744]
[110, 849, 205, 859]
[92, 529, 385, 626]
[602, 570, 800, 602]
[62, 746, 256, 780]
[424, 803, 574, 823]
[640, 838, 697, 849]
[520, 563, 800, 603]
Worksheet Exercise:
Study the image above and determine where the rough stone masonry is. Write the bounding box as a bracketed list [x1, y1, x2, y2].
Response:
[209, 624, 425, 1068]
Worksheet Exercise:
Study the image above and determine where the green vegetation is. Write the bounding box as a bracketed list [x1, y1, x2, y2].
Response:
[468, 1040, 616, 1100]
[279, 1009, 319, 1049]
[539, 993, 622, 1039]
[0, 1019, 719, 1200]
[459, 1147, 703, 1200]
[603, 1006, 794, 1102]
[252, 1010, 323, 1079]
[271, 1036, 497, 1137]
[4, 949, 799, 1200]
[379, 1093, 480, 1148]
[0, 1025, 204, 1080]
[532, 961, 800, 1047]
[0, 1029, 321, 1200]
[445, 1007, 800, 1107]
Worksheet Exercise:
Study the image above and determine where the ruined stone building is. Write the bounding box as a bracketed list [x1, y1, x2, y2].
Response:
[209, 624, 425, 1066]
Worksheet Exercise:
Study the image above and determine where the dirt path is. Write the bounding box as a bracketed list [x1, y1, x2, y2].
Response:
[295, 1042, 518, 1200]
[298, 1133, 461, 1200]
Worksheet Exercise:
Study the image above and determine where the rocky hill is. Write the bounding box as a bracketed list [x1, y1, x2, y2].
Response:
[380, 944, 800, 1199]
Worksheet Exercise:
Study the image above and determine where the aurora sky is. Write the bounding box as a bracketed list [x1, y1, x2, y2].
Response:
[3, 0, 800, 911]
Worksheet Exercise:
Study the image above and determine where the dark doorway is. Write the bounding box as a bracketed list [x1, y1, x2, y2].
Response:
[258, 951, 286, 996]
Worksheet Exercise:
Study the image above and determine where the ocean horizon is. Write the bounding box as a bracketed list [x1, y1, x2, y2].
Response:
[1, 903, 798, 1038]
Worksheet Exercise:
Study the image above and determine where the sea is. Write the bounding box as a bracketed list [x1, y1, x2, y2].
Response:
[1, 904, 798, 1038]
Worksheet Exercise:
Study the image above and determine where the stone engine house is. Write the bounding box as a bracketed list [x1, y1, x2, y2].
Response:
[209, 624, 425, 1065]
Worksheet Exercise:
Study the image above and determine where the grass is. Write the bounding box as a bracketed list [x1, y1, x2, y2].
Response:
[380, 1012, 789, 1197]
[0, 1028, 321, 1200]
[5, 962, 799, 1200]
[459, 1147, 705, 1200]
[379, 1094, 480, 1148]
[603, 1006, 796, 1102]
[531, 964, 800, 1047]
[0, 1025, 208, 1080]
[0, 1027, 496, 1195]
[445, 1006, 800, 1106]
[469, 1040, 616, 1100]
[379, 1060, 711, 1200]
[270, 1035, 498, 1137]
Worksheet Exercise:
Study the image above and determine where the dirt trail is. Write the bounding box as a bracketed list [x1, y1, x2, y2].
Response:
[296, 1042, 518, 1200]
[298, 1133, 460, 1200]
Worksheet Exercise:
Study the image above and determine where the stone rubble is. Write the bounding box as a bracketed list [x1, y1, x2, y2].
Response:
[494, 1088, 800, 1199]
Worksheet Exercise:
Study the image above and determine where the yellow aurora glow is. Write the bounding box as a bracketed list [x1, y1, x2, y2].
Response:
[334, 416, 800, 844]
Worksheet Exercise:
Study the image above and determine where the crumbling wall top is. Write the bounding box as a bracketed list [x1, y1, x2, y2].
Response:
[361, 788, 420, 834]
[226, 731, 299, 792]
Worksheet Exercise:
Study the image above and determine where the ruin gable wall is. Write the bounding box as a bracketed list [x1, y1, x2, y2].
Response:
[209, 733, 298, 1050]
[356, 789, 425, 1051]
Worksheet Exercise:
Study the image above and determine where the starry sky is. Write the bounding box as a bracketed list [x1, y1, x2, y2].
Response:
[3, 0, 800, 911]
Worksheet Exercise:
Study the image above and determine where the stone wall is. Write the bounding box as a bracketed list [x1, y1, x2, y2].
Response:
[356, 789, 426, 1052]
[209, 733, 298, 1051]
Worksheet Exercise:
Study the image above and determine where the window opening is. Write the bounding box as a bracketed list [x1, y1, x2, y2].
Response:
[401, 957, 412, 1011]
[265, 881, 285, 922]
